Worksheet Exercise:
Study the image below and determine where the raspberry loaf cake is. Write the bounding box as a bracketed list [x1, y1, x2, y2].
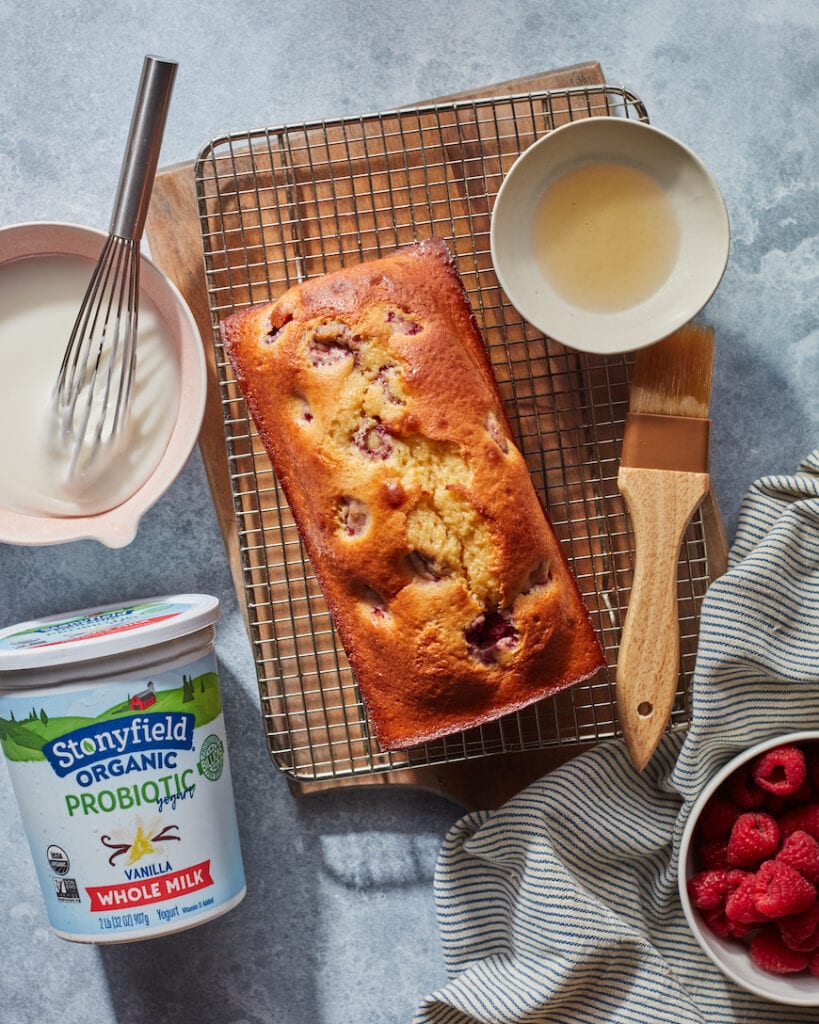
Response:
[220, 238, 605, 749]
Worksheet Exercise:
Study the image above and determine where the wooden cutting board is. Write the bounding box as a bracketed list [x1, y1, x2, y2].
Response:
[144, 61, 727, 810]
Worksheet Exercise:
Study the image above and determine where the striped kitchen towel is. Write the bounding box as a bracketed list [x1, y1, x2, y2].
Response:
[415, 450, 819, 1024]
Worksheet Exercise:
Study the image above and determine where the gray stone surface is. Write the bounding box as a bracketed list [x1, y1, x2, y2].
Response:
[0, 1, 816, 1021]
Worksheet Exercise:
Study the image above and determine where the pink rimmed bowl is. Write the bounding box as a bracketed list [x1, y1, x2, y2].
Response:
[0, 221, 206, 548]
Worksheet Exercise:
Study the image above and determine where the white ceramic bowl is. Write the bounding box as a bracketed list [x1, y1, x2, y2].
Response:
[679, 731, 819, 1006]
[0, 222, 206, 548]
[490, 117, 730, 355]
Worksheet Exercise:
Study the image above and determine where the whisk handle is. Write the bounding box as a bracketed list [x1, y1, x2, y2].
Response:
[109, 55, 178, 241]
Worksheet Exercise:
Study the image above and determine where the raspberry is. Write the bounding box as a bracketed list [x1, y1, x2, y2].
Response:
[384, 309, 422, 336]
[697, 795, 741, 840]
[465, 610, 519, 664]
[777, 830, 819, 884]
[753, 745, 807, 796]
[810, 949, 819, 977]
[352, 420, 393, 460]
[725, 873, 770, 925]
[751, 925, 811, 974]
[780, 804, 819, 841]
[697, 838, 730, 871]
[753, 859, 817, 918]
[727, 812, 779, 869]
[703, 906, 753, 940]
[687, 869, 746, 911]
[785, 779, 815, 807]
[727, 764, 767, 809]
[762, 779, 813, 815]
[778, 901, 819, 952]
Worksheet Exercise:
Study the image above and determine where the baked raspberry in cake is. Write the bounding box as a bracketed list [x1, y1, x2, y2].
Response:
[220, 238, 605, 749]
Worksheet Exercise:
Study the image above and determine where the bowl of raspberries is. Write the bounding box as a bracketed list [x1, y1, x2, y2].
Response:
[680, 732, 819, 1005]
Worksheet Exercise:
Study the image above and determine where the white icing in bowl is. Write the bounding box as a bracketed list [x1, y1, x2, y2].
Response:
[0, 222, 206, 547]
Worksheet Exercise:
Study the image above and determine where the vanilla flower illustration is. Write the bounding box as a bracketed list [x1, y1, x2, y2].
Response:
[100, 814, 180, 866]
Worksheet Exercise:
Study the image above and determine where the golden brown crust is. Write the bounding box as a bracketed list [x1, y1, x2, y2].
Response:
[220, 238, 605, 749]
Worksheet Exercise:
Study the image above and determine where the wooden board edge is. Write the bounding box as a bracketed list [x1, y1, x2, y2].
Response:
[285, 743, 599, 810]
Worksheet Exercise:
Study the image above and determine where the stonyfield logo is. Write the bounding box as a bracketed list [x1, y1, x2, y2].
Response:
[43, 714, 195, 779]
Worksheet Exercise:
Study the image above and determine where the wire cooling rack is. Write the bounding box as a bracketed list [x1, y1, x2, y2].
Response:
[194, 84, 716, 783]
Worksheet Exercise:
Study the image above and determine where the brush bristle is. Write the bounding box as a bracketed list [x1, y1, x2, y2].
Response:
[629, 323, 715, 418]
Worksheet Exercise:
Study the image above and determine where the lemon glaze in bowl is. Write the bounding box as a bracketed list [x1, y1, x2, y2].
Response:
[0, 222, 206, 548]
[490, 117, 730, 355]
[679, 731, 819, 1007]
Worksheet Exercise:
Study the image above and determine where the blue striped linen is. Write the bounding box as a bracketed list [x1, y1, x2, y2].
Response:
[415, 451, 819, 1024]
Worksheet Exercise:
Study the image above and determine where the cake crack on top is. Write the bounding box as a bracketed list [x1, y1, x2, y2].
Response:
[221, 237, 605, 750]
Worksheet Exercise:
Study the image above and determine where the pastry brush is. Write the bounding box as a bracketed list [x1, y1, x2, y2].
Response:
[616, 322, 715, 771]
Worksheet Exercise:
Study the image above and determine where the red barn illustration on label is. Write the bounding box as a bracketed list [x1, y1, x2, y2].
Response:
[129, 682, 156, 711]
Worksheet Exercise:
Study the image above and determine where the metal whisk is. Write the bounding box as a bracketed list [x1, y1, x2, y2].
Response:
[52, 55, 177, 477]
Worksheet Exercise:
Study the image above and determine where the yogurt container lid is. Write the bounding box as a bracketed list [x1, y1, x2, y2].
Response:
[0, 594, 220, 672]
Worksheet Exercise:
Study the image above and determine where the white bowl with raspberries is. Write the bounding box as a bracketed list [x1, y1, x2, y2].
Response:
[680, 731, 819, 1005]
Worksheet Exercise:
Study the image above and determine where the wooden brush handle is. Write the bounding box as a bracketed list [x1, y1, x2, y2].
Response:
[616, 467, 710, 771]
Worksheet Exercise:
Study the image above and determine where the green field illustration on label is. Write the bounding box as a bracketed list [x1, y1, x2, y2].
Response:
[0, 672, 221, 763]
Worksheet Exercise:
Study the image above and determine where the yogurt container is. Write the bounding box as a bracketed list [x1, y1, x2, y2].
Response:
[0, 594, 245, 942]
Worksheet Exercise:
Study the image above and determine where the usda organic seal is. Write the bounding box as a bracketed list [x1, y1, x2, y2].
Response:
[197, 734, 224, 782]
